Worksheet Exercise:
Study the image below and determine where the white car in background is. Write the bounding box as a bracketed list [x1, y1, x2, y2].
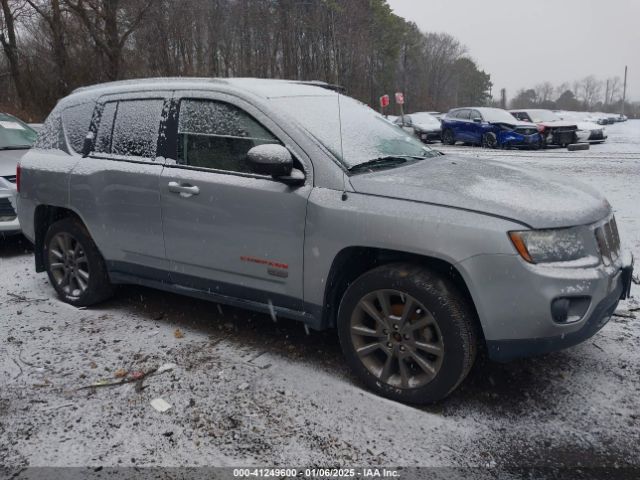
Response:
[554, 111, 608, 144]
[1, 113, 38, 236]
[394, 112, 442, 143]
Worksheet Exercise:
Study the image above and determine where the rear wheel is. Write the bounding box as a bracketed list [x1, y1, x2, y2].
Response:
[441, 129, 455, 145]
[338, 263, 478, 404]
[44, 217, 114, 307]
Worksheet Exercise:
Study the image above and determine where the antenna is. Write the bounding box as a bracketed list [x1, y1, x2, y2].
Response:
[337, 92, 348, 200]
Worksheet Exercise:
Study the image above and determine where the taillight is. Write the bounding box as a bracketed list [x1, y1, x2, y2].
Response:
[16, 163, 21, 193]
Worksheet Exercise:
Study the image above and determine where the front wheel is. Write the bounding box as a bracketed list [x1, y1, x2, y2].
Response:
[337, 264, 478, 404]
[44, 217, 114, 307]
[481, 132, 498, 149]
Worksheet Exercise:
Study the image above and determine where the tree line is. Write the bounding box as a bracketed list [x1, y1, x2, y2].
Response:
[1, 0, 493, 121]
[509, 76, 638, 116]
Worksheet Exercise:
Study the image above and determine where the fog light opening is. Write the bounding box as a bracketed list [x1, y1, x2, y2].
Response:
[551, 296, 591, 324]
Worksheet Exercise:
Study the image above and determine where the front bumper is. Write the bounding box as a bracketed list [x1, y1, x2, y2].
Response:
[498, 131, 542, 149]
[459, 250, 633, 362]
[416, 129, 441, 143]
[0, 180, 21, 234]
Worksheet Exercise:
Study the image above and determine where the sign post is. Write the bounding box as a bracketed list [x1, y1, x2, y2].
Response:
[379, 94, 390, 115]
[395, 92, 405, 121]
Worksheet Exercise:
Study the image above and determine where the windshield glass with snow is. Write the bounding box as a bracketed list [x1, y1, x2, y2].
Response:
[0, 113, 37, 149]
[274, 94, 436, 169]
[482, 109, 520, 124]
[529, 110, 561, 123]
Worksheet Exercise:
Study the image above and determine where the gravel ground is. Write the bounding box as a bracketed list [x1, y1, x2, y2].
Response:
[1, 121, 639, 473]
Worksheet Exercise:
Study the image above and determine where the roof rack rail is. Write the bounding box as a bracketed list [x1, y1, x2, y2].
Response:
[295, 80, 346, 93]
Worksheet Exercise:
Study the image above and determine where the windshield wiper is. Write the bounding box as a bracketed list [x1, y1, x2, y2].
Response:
[348, 155, 426, 173]
[0, 145, 31, 151]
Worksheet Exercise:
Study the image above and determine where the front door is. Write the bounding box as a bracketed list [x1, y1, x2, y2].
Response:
[160, 94, 311, 312]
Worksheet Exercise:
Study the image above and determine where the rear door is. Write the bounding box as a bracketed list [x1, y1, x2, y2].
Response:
[160, 92, 312, 312]
[69, 91, 171, 280]
[455, 109, 471, 142]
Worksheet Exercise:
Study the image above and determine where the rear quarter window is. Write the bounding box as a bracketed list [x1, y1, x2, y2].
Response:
[62, 102, 96, 154]
[34, 110, 65, 150]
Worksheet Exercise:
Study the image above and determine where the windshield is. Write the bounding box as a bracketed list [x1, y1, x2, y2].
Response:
[481, 108, 519, 124]
[0, 114, 38, 149]
[528, 110, 560, 123]
[410, 113, 440, 125]
[274, 94, 436, 169]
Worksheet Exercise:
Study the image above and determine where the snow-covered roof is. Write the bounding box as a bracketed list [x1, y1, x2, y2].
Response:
[68, 77, 337, 104]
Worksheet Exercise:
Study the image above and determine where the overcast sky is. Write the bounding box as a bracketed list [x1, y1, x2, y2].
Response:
[387, 0, 640, 102]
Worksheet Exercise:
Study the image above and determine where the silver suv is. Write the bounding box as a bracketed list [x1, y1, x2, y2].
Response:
[17, 78, 633, 404]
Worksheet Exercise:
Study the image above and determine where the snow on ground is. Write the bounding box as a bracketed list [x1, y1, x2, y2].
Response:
[1, 121, 639, 472]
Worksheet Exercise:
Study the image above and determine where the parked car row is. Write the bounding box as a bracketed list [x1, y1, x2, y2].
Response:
[0, 113, 38, 236]
[393, 106, 620, 149]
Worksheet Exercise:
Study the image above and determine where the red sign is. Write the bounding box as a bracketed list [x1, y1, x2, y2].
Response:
[379, 94, 390, 108]
[395, 92, 405, 105]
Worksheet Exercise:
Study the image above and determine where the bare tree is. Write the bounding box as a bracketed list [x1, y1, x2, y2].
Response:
[64, 0, 152, 80]
[0, 0, 28, 107]
[580, 75, 603, 108]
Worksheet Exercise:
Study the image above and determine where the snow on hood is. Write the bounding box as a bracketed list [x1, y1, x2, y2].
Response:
[349, 155, 611, 229]
[0, 149, 29, 177]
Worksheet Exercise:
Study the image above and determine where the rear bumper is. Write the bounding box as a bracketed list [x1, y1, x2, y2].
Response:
[417, 130, 441, 142]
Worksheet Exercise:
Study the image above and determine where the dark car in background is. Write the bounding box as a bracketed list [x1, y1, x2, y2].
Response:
[441, 107, 542, 149]
[394, 112, 442, 143]
[510, 109, 580, 147]
[1, 113, 38, 236]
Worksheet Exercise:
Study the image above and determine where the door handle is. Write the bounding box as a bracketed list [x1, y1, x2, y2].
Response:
[168, 181, 200, 196]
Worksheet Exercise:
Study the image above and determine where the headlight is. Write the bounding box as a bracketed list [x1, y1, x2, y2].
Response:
[508, 227, 599, 265]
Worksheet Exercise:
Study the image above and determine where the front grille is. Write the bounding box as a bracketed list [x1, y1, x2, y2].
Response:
[515, 127, 538, 136]
[4, 175, 16, 184]
[552, 129, 577, 145]
[595, 216, 621, 265]
[0, 198, 17, 220]
[589, 130, 604, 140]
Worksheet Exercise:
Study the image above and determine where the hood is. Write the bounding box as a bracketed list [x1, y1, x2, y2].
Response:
[0, 148, 29, 177]
[490, 119, 538, 129]
[414, 121, 441, 131]
[349, 155, 611, 229]
[577, 121, 600, 131]
[537, 120, 577, 128]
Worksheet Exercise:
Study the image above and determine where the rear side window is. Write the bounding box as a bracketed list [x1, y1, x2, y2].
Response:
[177, 99, 280, 173]
[95, 102, 117, 154]
[112, 99, 164, 158]
[62, 102, 95, 153]
[94, 98, 164, 159]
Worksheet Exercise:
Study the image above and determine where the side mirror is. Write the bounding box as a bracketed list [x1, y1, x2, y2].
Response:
[81, 131, 95, 157]
[247, 144, 305, 186]
[472, 117, 482, 124]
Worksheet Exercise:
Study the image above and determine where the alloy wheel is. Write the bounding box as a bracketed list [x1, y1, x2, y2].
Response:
[349, 289, 444, 389]
[48, 232, 90, 298]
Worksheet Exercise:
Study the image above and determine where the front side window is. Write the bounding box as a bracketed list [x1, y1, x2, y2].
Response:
[470, 110, 482, 121]
[456, 109, 471, 120]
[177, 99, 280, 173]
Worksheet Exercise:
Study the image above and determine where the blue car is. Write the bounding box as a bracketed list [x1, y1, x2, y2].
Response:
[441, 107, 542, 149]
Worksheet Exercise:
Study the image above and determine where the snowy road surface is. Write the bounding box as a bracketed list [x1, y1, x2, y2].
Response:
[1, 121, 639, 471]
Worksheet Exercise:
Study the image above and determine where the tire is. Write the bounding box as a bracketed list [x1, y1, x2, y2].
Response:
[43, 217, 114, 307]
[441, 129, 455, 145]
[481, 132, 498, 149]
[337, 263, 478, 404]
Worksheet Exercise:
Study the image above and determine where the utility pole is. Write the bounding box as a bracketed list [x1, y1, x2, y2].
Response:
[621, 65, 628, 116]
[500, 88, 507, 109]
[605, 79, 610, 106]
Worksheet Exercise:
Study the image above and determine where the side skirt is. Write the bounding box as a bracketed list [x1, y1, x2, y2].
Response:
[108, 270, 324, 330]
